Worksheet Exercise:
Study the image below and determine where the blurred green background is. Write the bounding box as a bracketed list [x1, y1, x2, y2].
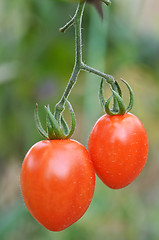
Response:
[0, 0, 159, 239]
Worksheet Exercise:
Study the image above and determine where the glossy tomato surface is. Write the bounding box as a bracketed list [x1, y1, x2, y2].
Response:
[20, 139, 95, 231]
[88, 113, 148, 189]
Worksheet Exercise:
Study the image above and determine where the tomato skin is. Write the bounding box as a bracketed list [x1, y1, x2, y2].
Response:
[20, 139, 95, 231]
[88, 113, 148, 189]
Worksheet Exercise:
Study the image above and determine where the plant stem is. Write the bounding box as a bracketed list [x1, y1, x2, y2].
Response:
[59, 16, 75, 33]
[81, 63, 114, 84]
[54, 1, 115, 122]
[54, 2, 85, 122]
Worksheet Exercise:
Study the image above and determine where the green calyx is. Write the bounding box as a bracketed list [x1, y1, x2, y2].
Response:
[99, 78, 134, 116]
[35, 99, 76, 140]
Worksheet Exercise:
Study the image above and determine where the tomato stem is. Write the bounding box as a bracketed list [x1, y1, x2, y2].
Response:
[54, 2, 114, 124]
[59, 16, 76, 33]
[35, 1, 134, 139]
[54, 2, 85, 123]
[81, 63, 115, 84]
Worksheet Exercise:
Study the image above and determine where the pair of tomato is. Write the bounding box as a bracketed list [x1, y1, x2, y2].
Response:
[20, 113, 148, 231]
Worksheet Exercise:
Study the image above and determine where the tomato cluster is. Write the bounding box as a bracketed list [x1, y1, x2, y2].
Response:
[20, 112, 148, 231]
[20, 0, 148, 231]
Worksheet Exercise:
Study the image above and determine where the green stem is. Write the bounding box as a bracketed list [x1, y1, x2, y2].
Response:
[36, 1, 133, 140]
[81, 63, 114, 84]
[81, 63, 118, 111]
[54, 2, 115, 123]
[59, 16, 75, 33]
[54, 2, 85, 122]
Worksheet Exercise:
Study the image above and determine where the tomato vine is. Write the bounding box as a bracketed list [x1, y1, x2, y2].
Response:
[35, 1, 134, 140]
[20, 0, 149, 231]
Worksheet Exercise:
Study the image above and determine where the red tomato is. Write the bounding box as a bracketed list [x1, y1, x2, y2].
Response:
[20, 139, 95, 231]
[88, 113, 148, 189]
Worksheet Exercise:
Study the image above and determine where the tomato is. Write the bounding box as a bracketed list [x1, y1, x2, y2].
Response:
[20, 139, 95, 231]
[88, 113, 148, 189]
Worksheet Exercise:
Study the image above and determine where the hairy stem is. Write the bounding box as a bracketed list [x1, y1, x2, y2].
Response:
[81, 63, 114, 84]
[54, 2, 85, 122]
[59, 17, 75, 33]
[55, 1, 114, 122]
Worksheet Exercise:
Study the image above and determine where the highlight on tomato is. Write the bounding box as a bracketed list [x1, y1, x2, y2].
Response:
[20, 139, 95, 231]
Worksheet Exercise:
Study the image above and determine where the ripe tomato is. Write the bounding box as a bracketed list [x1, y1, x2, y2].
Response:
[88, 113, 148, 189]
[20, 139, 95, 231]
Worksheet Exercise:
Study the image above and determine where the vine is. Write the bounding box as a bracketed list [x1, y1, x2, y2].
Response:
[35, 1, 133, 139]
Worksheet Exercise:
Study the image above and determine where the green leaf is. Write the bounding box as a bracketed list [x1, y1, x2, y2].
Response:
[46, 105, 56, 139]
[61, 116, 69, 135]
[121, 78, 134, 112]
[65, 99, 76, 138]
[99, 79, 105, 110]
[44, 106, 64, 139]
[34, 104, 48, 139]
[112, 90, 126, 115]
